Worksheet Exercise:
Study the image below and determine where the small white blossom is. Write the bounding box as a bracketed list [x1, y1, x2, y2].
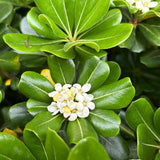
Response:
[47, 83, 95, 121]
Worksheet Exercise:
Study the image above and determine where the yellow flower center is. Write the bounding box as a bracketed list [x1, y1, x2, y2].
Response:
[64, 106, 70, 113]
[53, 93, 62, 102]
[143, 2, 149, 7]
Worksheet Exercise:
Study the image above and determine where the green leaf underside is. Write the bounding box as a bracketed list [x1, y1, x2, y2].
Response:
[27, 99, 49, 116]
[82, 24, 133, 49]
[67, 118, 98, 144]
[77, 56, 110, 92]
[24, 130, 48, 160]
[126, 98, 160, 142]
[25, 112, 63, 140]
[137, 124, 158, 160]
[45, 129, 69, 160]
[48, 55, 75, 85]
[88, 109, 121, 137]
[92, 77, 135, 109]
[18, 71, 54, 103]
[27, 7, 58, 39]
[0, 133, 35, 160]
[67, 137, 111, 160]
[0, 51, 20, 71]
[75, 46, 107, 58]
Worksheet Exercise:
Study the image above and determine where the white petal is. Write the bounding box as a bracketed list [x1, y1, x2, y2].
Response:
[77, 102, 84, 111]
[75, 93, 84, 102]
[63, 112, 71, 118]
[52, 110, 59, 115]
[68, 113, 77, 121]
[82, 83, 91, 92]
[69, 101, 76, 110]
[73, 83, 81, 90]
[142, 6, 150, 12]
[77, 111, 83, 118]
[48, 91, 57, 97]
[83, 107, 89, 117]
[87, 102, 95, 110]
[136, 1, 143, 9]
[84, 93, 94, 102]
[148, 2, 158, 8]
[54, 83, 62, 91]
[63, 84, 72, 89]
[47, 105, 57, 112]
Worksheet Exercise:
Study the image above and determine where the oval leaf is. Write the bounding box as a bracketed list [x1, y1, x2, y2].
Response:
[88, 109, 121, 137]
[92, 77, 135, 109]
[67, 118, 98, 144]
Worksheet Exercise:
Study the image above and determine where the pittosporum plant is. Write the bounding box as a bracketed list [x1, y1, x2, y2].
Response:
[3, 0, 133, 59]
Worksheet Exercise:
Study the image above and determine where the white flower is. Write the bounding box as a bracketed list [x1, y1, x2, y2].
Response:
[47, 83, 95, 121]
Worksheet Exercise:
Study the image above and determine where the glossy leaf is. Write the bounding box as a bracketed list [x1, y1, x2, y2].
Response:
[77, 56, 110, 92]
[3, 33, 65, 53]
[41, 44, 76, 59]
[0, 90, 2, 103]
[103, 61, 121, 85]
[137, 124, 158, 160]
[67, 118, 98, 144]
[24, 129, 48, 160]
[25, 112, 63, 140]
[38, 14, 67, 38]
[140, 49, 160, 68]
[45, 128, 69, 160]
[154, 108, 160, 134]
[92, 77, 135, 109]
[88, 109, 121, 137]
[0, 3, 13, 23]
[67, 137, 111, 160]
[0, 51, 20, 71]
[27, 99, 49, 116]
[9, 102, 32, 126]
[34, 0, 73, 35]
[48, 55, 75, 85]
[0, 133, 36, 160]
[27, 7, 57, 39]
[74, 0, 110, 35]
[82, 24, 133, 49]
[126, 98, 160, 142]
[19, 71, 54, 102]
[99, 135, 129, 160]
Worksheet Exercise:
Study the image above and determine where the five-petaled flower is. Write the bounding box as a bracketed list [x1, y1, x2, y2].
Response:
[47, 83, 95, 121]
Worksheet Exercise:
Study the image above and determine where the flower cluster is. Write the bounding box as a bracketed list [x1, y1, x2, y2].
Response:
[126, 0, 158, 13]
[47, 83, 95, 121]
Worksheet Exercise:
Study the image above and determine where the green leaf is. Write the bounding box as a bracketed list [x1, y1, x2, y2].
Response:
[38, 14, 67, 38]
[27, 7, 57, 39]
[140, 49, 160, 68]
[155, 152, 160, 160]
[77, 56, 110, 92]
[99, 135, 129, 160]
[3, 33, 65, 53]
[154, 108, 160, 135]
[0, 3, 13, 23]
[92, 77, 135, 109]
[45, 128, 69, 160]
[24, 129, 48, 160]
[103, 61, 121, 85]
[48, 55, 75, 85]
[0, 133, 36, 160]
[88, 109, 121, 137]
[74, 0, 110, 35]
[67, 118, 98, 144]
[18, 71, 54, 102]
[138, 21, 160, 46]
[82, 24, 133, 49]
[64, 40, 100, 52]
[126, 98, 160, 142]
[27, 99, 49, 116]
[41, 44, 76, 59]
[9, 102, 33, 126]
[25, 112, 63, 140]
[67, 137, 111, 160]
[137, 124, 158, 160]
[0, 90, 2, 103]
[76, 46, 107, 58]
[0, 51, 20, 71]
[80, 9, 122, 38]
[34, 0, 73, 36]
